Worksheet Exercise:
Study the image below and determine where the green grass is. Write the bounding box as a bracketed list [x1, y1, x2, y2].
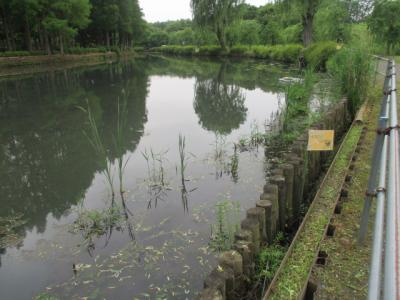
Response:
[268, 122, 363, 299]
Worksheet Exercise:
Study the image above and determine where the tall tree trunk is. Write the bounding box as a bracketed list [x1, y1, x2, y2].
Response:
[302, 13, 313, 47]
[216, 26, 226, 51]
[44, 29, 51, 55]
[106, 31, 110, 49]
[24, 14, 32, 52]
[60, 35, 64, 55]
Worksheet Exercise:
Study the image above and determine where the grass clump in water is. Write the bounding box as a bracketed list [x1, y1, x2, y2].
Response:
[210, 200, 241, 252]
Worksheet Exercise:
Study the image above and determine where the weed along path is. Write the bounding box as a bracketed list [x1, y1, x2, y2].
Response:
[264, 110, 364, 299]
[308, 88, 382, 299]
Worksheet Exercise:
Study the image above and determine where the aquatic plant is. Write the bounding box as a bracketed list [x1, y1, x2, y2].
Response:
[141, 148, 169, 188]
[71, 199, 135, 255]
[178, 134, 189, 212]
[210, 133, 230, 179]
[229, 144, 239, 183]
[142, 147, 171, 209]
[114, 92, 130, 194]
[78, 101, 114, 198]
[210, 200, 241, 252]
[265, 69, 317, 150]
[250, 120, 265, 147]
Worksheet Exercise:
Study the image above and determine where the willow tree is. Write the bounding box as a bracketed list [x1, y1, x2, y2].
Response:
[190, 0, 243, 50]
[278, 0, 322, 46]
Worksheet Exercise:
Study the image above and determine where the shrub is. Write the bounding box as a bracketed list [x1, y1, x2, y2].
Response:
[251, 45, 272, 59]
[230, 45, 250, 56]
[270, 44, 303, 63]
[303, 41, 338, 71]
[198, 45, 223, 56]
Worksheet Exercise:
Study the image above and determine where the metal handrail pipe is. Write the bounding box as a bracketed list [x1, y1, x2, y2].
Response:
[384, 61, 400, 300]
[368, 134, 388, 300]
[359, 61, 391, 243]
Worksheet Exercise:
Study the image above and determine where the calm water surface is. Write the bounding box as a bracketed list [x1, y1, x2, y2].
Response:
[0, 56, 297, 299]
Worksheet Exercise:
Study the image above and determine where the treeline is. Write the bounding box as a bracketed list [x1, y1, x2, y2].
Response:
[144, 1, 374, 49]
[0, 0, 145, 55]
[1, 0, 399, 57]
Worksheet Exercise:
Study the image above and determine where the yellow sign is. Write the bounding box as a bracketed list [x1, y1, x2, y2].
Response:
[307, 130, 335, 151]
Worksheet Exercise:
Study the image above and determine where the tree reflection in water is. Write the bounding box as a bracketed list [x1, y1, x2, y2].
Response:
[194, 62, 248, 180]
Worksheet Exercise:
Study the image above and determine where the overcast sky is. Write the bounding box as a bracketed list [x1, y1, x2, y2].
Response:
[139, 0, 268, 23]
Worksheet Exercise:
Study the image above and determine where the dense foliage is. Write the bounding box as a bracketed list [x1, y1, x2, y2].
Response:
[0, 0, 145, 54]
[368, 0, 400, 54]
[143, 0, 378, 50]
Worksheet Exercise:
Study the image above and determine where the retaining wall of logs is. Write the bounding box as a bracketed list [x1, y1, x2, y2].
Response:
[198, 99, 351, 300]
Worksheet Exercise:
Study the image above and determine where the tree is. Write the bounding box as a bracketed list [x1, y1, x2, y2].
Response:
[314, 0, 350, 42]
[227, 19, 261, 46]
[257, 3, 282, 45]
[278, 0, 323, 46]
[90, 0, 120, 48]
[10, 0, 40, 51]
[42, 0, 91, 54]
[368, 0, 400, 54]
[191, 0, 243, 50]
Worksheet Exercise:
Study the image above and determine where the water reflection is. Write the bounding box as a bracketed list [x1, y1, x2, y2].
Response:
[194, 62, 247, 135]
[0, 61, 149, 262]
[0, 55, 294, 299]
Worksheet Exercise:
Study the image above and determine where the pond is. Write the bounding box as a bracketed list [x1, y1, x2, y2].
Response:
[0, 55, 299, 300]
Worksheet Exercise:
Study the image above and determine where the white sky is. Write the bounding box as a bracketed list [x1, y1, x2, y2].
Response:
[139, 0, 269, 23]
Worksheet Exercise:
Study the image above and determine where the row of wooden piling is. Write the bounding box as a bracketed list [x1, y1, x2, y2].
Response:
[198, 99, 351, 300]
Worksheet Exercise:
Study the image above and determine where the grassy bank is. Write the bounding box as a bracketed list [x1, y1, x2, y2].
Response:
[150, 42, 338, 68]
[310, 88, 380, 299]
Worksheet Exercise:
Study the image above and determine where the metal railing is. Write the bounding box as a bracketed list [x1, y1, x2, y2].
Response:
[359, 59, 400, 300]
